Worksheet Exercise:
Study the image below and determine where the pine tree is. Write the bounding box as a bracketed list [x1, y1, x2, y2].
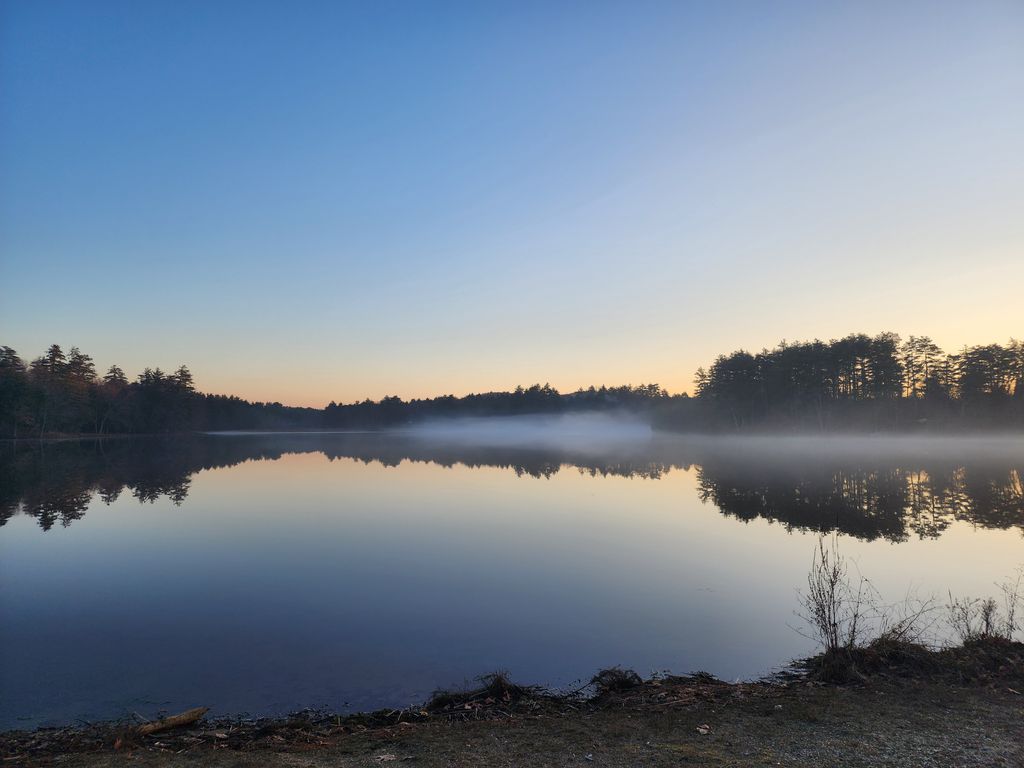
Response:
[103, 365, 128, 386]
[172, 365, 195, 392]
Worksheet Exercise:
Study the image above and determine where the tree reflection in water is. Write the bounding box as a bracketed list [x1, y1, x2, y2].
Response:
[1, 434, 1021, 541]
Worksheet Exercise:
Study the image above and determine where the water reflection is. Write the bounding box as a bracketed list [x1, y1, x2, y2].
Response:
[2, 434, 1021, 541]
[697, 461, 1024, 542]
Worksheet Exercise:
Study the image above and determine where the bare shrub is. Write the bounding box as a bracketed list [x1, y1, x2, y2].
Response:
[796, 537, 943, 682]
[947, 567, 1023, 643]
[426, 670, 534, 711]
[876, 588, 940, 646]
[797, 536, 878, 654]
[1000, 568, 1023, 638]
[590, 667, 642, 695]
[797, 544, 1022, 683]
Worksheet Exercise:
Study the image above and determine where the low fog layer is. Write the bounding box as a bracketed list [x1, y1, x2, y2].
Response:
[399, 412, 652, 449]
[397, 415, 1024, 464]
[674, 433, 1024, 462]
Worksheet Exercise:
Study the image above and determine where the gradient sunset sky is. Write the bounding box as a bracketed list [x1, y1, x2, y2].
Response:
[2, 1, 1022, 407]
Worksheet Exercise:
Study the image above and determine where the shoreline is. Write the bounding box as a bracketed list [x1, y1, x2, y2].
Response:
[4, 640, 1022, 767]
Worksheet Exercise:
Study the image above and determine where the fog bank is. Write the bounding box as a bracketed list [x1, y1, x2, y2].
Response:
[398, 412, 652, 449]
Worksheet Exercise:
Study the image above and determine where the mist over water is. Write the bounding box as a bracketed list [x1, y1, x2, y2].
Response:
[396, 411, 1024, 460]
[400, 412, 653, 448]
[670, 432, 1024, 461]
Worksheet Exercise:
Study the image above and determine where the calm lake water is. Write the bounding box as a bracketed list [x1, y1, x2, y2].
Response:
[1, 428, 1022, 729]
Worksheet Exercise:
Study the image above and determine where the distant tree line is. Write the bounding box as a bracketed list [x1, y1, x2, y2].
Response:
[323, 382, 668, 429]
[664, 333, 1024, 431]
[0, 344, 322, 437]
[0, 343, 667, 436]
[1, 334, 1022, 437]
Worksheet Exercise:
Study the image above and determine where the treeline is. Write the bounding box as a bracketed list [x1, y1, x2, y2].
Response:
[0, 343, 667, 436]
[0, 344, 322, 437]
[2, 334, 1023, 437]
[323, 382, 668, 429]
[664, 333, 1024, 431]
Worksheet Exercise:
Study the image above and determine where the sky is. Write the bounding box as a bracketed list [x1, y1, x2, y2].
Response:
[1, 0, 1022, 407]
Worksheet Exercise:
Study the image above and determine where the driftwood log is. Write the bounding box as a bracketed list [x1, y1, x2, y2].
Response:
[137, 706, 209, 735]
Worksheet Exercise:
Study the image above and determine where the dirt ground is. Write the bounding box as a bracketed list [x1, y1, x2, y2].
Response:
[5, 674, 1022, 768]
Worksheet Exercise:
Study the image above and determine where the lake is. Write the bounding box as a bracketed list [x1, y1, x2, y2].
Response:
[1, 427, 1022, 729]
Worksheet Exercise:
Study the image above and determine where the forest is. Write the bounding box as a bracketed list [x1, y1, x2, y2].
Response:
[670, 333, 1024, 431]
[0, 332, 1022, 437]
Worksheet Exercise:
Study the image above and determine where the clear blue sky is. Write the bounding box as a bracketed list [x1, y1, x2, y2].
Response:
[2, 1, 1022, 405]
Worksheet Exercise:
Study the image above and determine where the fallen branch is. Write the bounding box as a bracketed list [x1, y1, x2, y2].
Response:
[137, 707, 209, 735]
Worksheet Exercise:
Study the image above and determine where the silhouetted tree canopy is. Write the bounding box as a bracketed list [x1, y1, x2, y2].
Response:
[1, 334, 1021, 437]
[662, 333, 1023, 431]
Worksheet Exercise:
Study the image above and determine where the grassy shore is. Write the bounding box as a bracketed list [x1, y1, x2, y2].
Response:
[3, 640, 1022, 767]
